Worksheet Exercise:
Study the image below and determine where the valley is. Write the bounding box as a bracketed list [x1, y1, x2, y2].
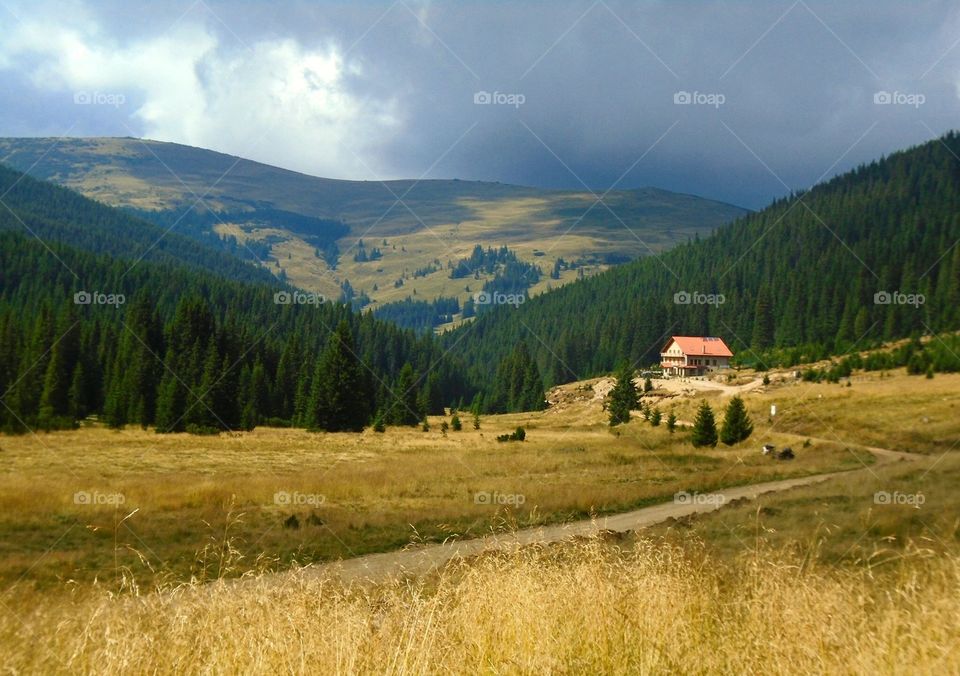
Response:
[3, 1, 960, 671]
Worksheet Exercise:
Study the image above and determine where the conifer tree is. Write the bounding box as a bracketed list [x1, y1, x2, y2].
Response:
[68, 362, 88, 420]
[388, 362, 421, 426]
[608, 363, 638, 426]
[751, 285, 775, 350]
[275, 334, 302, 420]
[489, 341, 545, 413]
[154, 356, 186, 433]
[242, 358, 268, 430]
[308, 320, 370, 432]
[691, 400, 718, 447]
[719, 395, 754, 445]
[38, 332, 73, 426]
[38, 307, 78, 427]
[189, 342, 223, 431]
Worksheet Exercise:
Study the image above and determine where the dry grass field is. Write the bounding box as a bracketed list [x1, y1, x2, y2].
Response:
[0, 367, 957, 673]
[2, 537, 956, 673]
[647, 450, 960, 564]
[748, 369, 960, 455]
[0, 403, 863, 588]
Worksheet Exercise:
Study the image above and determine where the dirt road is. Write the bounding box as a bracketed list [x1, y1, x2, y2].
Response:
[296, 437, 914, 585]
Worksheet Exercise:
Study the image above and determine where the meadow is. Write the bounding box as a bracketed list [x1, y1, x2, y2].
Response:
[0, 402, 862, 588]
[0, 367, 957, 673]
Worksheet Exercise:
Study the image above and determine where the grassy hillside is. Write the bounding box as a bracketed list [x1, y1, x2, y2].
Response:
[0, 137, 748, 310]
[0, 164, 275, 286]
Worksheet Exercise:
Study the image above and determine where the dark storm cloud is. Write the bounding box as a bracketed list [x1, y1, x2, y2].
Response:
[0, 0, 959, 208]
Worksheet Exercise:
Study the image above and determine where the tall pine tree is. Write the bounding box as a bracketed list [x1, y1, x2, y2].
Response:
[719, 395, 753, 445]
[386, 362, 421, 426]
[608, 363, 638, 426]
[308, 320, 370, 432]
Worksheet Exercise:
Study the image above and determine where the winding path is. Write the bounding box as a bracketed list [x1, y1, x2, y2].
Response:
[307, 437, 916, 584]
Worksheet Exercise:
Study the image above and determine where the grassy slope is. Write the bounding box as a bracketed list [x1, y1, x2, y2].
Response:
[0, 137, 748, 308]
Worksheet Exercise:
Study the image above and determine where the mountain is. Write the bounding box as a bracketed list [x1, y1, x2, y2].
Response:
[0, 137, 748, 318]
[443, 131, 960, 392]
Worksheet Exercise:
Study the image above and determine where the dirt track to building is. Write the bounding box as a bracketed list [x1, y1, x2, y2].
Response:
[304, 437, 915, 585]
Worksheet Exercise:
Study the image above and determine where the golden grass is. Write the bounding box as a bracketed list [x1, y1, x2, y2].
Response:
[0, 407, 864, 587]
[647, 445, 960, 565]
[0, 370, 956, 672]
[748, 368, 960, 454]
[2, 537, 957, 674]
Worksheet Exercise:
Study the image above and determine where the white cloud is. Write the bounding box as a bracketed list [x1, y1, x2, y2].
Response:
[0, 5, 400, 178]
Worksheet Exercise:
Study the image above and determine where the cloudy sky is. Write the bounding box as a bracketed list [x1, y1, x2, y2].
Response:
[0, 0, 959, 208]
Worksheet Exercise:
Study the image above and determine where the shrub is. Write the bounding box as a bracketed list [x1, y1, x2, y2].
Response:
[497, 427, 526, 443]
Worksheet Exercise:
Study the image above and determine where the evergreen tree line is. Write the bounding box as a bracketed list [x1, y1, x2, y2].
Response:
[444, 132, 960, 388]
[796, 334, 960, 382]
[449, 244, 524, 279]
[0, 229, 479, 433]
[372, 296, 460, 334]
[0, 163, 546, 432]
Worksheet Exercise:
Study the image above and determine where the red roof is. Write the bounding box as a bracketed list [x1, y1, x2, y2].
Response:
[661, 336, 733, 358]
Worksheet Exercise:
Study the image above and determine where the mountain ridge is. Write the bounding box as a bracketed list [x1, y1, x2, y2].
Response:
[0, 136, 749, 315]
